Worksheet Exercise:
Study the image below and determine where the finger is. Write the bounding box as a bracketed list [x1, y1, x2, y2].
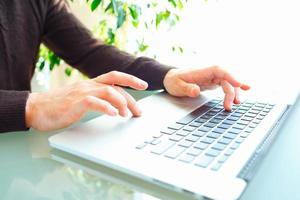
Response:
[221, 80, 235, 111]
[113, 86, 142, 117]
[212, 66, 242, 88]
[178, 79, 201, 97]
[241, 84, 251, 91]
[97, 86, 129, 117]
[80, 96, 118, 116]
[234, 87, 240, 104]
[94, 71, 148, 90]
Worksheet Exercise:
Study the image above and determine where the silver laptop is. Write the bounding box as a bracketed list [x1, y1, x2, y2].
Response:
[49, 90, 294, 199]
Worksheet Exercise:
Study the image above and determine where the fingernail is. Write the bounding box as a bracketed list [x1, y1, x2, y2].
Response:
[139, 81, 148, 88]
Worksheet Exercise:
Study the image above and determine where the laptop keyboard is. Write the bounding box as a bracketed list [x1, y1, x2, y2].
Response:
[136, 99, 274, 171]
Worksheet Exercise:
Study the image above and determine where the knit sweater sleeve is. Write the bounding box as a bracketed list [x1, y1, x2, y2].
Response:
[42, 0, 174, 90]
[0, 90, 29, 133]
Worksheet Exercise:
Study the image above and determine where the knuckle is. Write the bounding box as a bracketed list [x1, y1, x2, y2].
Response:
[101, 86, 114, 96]
[211, 65, 220, 71]
[108, 70, 119, 78]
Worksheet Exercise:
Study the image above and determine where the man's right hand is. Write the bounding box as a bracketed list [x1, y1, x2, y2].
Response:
[25, 71, 148, 132]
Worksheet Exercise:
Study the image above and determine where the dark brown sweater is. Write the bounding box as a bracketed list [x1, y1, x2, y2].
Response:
[0, 0, 173, 133]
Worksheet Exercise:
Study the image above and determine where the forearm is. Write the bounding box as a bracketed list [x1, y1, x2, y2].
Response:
[0, 90, 30, 133]
[42, 0, 174, 90]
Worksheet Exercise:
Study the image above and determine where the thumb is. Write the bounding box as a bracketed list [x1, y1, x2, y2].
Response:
[179, 80, 201, 97]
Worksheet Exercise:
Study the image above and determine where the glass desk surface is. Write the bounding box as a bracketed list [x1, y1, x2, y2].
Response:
[1, 90, 300, 200]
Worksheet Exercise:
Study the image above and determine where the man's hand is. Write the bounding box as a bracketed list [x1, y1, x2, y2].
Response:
[163, 66, 250, 111]
[25, 71, 148, 132]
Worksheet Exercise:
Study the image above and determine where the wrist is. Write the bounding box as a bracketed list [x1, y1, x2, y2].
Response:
[163, 68, 178, 92]
[25, 92, 39, 128]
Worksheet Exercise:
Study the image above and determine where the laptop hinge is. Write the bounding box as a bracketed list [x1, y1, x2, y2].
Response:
[238, 105, 292, 181]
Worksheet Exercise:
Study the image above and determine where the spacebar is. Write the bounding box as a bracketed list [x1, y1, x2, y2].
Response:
[176, 104, 211, 125]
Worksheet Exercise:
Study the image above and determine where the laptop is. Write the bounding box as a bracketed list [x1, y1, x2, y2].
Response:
[49, 89, 295, 199]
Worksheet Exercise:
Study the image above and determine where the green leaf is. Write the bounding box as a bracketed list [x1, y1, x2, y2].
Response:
[168, 0, 177, 8]
[105, 28, 115, 45]
[129, 5, 141, 28]
[137, 39, 149, 52]
[38, 60, 45, 71]
[156, 10, 171, 28]
[105, 2, 113, 13]
[116, 7, 126, 28]
[111, 0, 117, 14]
[91, 0, 102, 11]
[65, 68, 72, 76]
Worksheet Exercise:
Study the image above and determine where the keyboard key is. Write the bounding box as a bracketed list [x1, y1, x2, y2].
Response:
[256, 115, 265, 120]
[201, 137, 215, 144]
[179, 154, 196, 163]
[231, 113, 243, 118]
[152, 132, 163, 138]
[249, 110, 260, 114]
[218, 155, 229, 163]
[164, 145, 186, 159]
[195, 117, 208, 123]
[222, 120, 236, 125]
[217, 123, 231, 129]
[207, 132, 221, 139]
[198, 126, 211, 132]
[232, 124, 247, 130]
[252, 119, 262, 124]
[169, 134, 184, 142]
[168, 123, 184, 130]
[176, 129, 190, 136]
[209, 118, 222, 124]
[241, 116, 253, 121]
[136, 143, 147, 149]
[194, 142, 209, 150]
[240, 132, 250, 138]
[212, 128, 227, 134]
[161, 128, 176, 135]
[245, 113, 257, 118]
[183, 126, 197, 132]
[204, 122, 218, 128]
[211, 162, 223, 171]
[224, 148, 235, 156]
[218, 137, 232, 145]
[185, 135, 201, 142]
[235, 109, 247, 114]
[237, 120, 249, 126]
[192, 130, 206, 137]
[178, 140, 194, 148]
[187, 148, 202, 156]
[195, 155, 215, 168]
[235, 137, 245, 144]
[206, 149, 221, 157]
[212, 143, 227, 151]
[223, 132, 237, 140]
[227, 116, 239, 121]
[151, 141, 175, 155]
[245, 127, 254, 133]
[228, 128, 242, 134]
[145, 137, 156, 144]
[214, 115, 227, 120]
[230, 142, 240, 150]
[189, 121, 203, 127]
[151, 139, 162, 145]
[249, 123, 258, 128]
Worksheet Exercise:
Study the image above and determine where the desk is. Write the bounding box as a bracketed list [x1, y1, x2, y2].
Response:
[1, 90, 300, 200]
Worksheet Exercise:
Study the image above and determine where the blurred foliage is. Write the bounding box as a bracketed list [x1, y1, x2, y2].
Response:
[37, 0, 187, 76]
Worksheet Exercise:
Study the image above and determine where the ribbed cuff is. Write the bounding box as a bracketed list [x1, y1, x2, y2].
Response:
[0, 90, 30, 133]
